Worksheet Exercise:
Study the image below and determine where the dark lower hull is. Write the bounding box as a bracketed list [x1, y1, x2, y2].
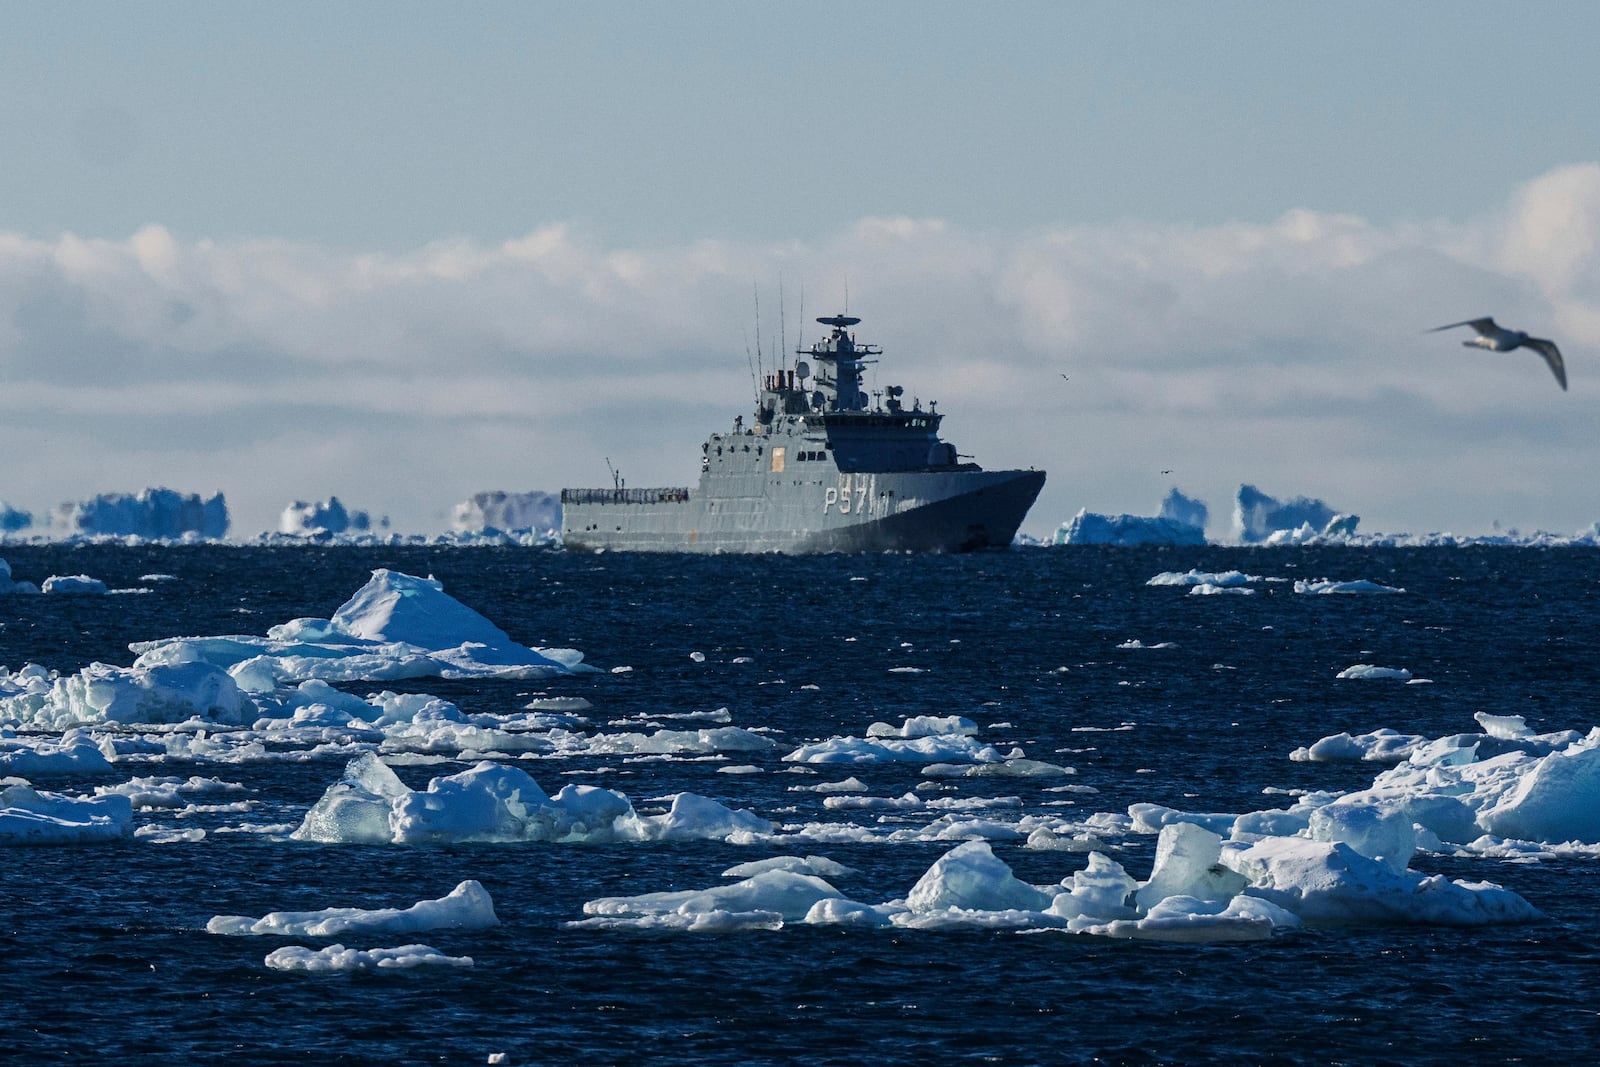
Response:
[562, 469, 1045, 554]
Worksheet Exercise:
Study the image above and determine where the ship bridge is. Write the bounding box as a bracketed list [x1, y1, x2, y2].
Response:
[753, 313, 965, 472]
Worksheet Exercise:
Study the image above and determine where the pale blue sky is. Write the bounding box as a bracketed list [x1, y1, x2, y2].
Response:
[6, 3, 1596, 247]
[2, 3, 1598, 537]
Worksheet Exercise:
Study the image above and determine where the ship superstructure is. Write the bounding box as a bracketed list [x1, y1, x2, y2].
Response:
[561, 313, 1044, 553]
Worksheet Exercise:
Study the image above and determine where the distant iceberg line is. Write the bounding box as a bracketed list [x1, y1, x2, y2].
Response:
[1232, 483, 1358, 544]
[0, 487, 564, 545]
[1052, 483, 1600, 547]
[1054, 489, 1209, 546]
[451, 490, 562, 536]
[279, 496, 380, 537]
[37, 487, 229, 540]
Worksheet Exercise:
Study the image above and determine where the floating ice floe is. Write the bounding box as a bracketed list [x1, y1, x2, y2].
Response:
[782, 714, 1001, 766]
[1146, 569, 1258, 588]
[0, 728, 114, 775]
[96, 774, 248, 810]
[0, 661, 249, 729]
[0, 558, 40, 595]
[208, 879, 498, 937]
[40, 575, 109, 595]
[1190, 583, 1254, 596]
[0, 783, 133, 843]
[1336, 664, 1414, 682]
[572, 818, 1536, 941]
[1147, 712, 1599, 856]
[291, 754, 769, 845]
[1295, 579, 1404, 595]
[0, 569, 590, 729]
[130, 568, 590, 691]
[264, 943, 474, 973]
[1290, 728, 1429, 764]
[784, 733, 1004, 766]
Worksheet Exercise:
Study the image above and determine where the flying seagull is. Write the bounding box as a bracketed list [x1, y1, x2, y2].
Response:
[1429, 317, 1567, 391]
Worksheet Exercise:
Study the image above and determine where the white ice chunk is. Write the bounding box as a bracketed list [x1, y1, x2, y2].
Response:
[1290, 728, 1427, 764]
[1294, 578, 1404, 595]
[1307, 797, 1416, 873]
[784, 734, 1004, 765]
[1048, 852, 1139, 922]
[626, 791, 772, 841]
[0, 784, 133, 843]
[1475, 712, 1534, 740]
[1189, 583, 1255, 596]
[0, 728, 114, 775]
[1476, 734, 1600, 844]
[722, 855, 856, 880]
[265, 943, 473, 973]
[803, 898, 897, 927]
[294, 755, 765, 845]
[208, 879, 498, 937]
[390, 761, 554, 844]
[1336, 664, 1413, 682]
[865, 715, 976, 739]
[1086, 894, 1300, 942]
[42, 575, 108, 595]
[582, 869, 842, 926]
[293, 752, 414, 844]
[1147, 568, 1256, 587]
[1218, 836, 1540, 925]
[1134, 822, 1249, 911]
[0, 660, 248, 729]
[904, 840, 1055, 913]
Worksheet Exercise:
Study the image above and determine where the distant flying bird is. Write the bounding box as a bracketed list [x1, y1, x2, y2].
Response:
[1429, 317, 1567, 391]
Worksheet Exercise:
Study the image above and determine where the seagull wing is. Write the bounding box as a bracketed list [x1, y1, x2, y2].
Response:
[1429, 317, 1497, 334]
[1523, 338, 1567, 390]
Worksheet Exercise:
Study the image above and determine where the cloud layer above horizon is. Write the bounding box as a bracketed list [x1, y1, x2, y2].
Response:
[3, 165, 1598, 537]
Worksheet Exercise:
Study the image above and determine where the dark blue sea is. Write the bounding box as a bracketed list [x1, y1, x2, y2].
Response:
[3, 544, 1600, 1065]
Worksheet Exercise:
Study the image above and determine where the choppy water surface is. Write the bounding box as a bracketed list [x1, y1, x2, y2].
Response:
[4, 544, 1600, 1065]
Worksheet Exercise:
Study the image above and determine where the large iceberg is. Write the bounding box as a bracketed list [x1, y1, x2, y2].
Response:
[1054, 509, 1207, 547]
[131, 568, 587, 691]
[0, 502, 31, 532]
[1054, 489, 1208, 546]
[50, 488, 228, 540]
[1233, 483, 1357, 544]
[451, 490, 562, 534]
[279, 497, 374, 536]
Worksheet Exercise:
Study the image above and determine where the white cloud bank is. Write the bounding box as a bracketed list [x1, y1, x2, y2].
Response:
[2, 165, 1599, 537]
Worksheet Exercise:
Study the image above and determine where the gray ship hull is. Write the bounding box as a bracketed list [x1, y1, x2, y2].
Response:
[563, 468, 1044, 553]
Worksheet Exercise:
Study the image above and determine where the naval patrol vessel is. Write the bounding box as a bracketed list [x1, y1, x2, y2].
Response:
[561, 313, 1045, 553]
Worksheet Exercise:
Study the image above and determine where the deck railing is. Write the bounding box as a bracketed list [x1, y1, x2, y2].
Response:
[561, 487, 691, 505]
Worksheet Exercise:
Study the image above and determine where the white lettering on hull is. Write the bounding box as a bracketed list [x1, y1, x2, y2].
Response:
[822, 474, 876, 515]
